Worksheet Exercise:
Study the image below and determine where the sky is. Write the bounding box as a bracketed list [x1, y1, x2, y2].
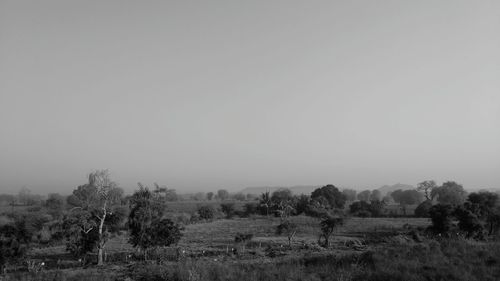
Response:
[1, 0, 499, 194]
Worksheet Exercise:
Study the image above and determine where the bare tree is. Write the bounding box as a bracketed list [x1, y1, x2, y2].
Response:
[417, 180, 437, 201]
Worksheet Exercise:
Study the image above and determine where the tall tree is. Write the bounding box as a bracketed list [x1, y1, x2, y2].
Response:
[217, 189, 229, 201]
[357, 190, 371, 202]
[342, 189, 357, 201]
[370, 190, 382, 201]
[311, 185, 346, 209]
[260, 191, 271, 217]
[128, 184, 180, 259]
[431, 181, 467, 205]
[69, 170, 123, 266]
[206, 192, 214, 201]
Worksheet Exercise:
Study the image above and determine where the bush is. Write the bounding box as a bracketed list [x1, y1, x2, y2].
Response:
[429, 204, 455, 235]
[243, 202, 260, 217]
[220, 203, 236, 219]
[197, 205, 215, 220]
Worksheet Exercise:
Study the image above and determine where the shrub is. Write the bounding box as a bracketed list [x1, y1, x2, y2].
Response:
[243, 202, 259, 217]
[197, 205, 215, 220]
[220, 203, 236, 219]
[429, 204, 455, 235]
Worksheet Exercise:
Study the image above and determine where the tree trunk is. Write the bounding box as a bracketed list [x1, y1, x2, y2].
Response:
[97, 203, 107, 266]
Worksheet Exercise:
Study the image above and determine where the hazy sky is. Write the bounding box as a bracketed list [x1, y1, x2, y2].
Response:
[1, 1, 499, 194]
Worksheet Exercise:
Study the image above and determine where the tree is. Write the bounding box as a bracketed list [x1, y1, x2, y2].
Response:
[217, 189, 229, 201]
[414, 200, 433, 218]
[68, 170, 123, 266]
[45, 193, 65, 219]
[429, 204, 455, 235]
[271, 189, 293, 204]
[128, 184, 166, 256]
[191, 192, 206, 201]
[233, 193, 246, 201]
[431, 181, 467, 205]
[349, 201, 371, 216]
[357, 190, 371, 202]
[206, 192, 214, 201]
[197, 205, 215, 220]
[271, 189, 295, 219]
[349, 200, 384, 217]
[417, 180, 437, 201]
[391, 189, 423, 214]
[0, 222, 30, 274]
[390, 189, 404, 203]
[220, 202, 235, 218]
[276, 220, 297, 248]
[454, 205, 484, 239]
[131, 218, 182, 260]
[342, 189, 357, 202]
[457, 192, 500, 237]
[318, 216, 344, 248]
[311, 185, 346, 209]
[370, 190, 381, 201]
[294, 194, 311, 215]
[60, 209, 99, 259]
[146, 219, 182, 248]
[259, 191, 271, 217]
[153, 183, 178, 202]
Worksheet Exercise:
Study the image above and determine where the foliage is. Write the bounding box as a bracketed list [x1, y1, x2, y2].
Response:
[318, 216, 344, 247]
[454, 192, 500, 238]
[232, 193, 246, 201]
[431, 181, 467, 205]
[259, 191, 271, 216]
[0, 222, 30, 272]
[414, 200, 433, 218]
[275, 220, 298, 247]
[390, 189, 423, 206]
[310, 184, 346, 209]
[242, 202, 260, 217]
[417, 180, 437, 201]
[217, 189, 229, 201]
[234, 233, 253, 243]
[65, 170, 123, 265]
[454, 205, 484, 239]
[146, 219, 182, 248]
[220, 202, 236, 218]
[45, 193, 65, 219]
[153, 183, 178, 202]
[342, 189, 357, 201]
[357, 190, 371, 202]
[206, 192, 214, 201]
[369, 190, 381, 201]
[60, 210, 99, 258]
[197, 205, 216, 220]
[349, 200, 385, 217]
[429, 204, 455, 234]
[294, 194, 311, 215]
[128, 184, 166, 250]
[271, 189, 296, 219]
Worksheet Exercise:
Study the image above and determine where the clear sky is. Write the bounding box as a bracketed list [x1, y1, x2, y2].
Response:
[1, 1, 499, 194]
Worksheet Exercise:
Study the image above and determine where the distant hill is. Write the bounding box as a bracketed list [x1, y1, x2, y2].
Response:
[377, 183, 415, 196]
[239, 185, 320, 196]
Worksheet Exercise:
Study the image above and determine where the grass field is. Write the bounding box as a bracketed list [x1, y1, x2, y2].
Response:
[13, 214, 500, 281]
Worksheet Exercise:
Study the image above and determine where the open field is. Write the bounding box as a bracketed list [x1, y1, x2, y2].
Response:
[12, 215, 500, 281]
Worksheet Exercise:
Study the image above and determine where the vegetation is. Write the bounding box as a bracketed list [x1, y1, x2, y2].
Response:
[1, 176, 499, 281]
